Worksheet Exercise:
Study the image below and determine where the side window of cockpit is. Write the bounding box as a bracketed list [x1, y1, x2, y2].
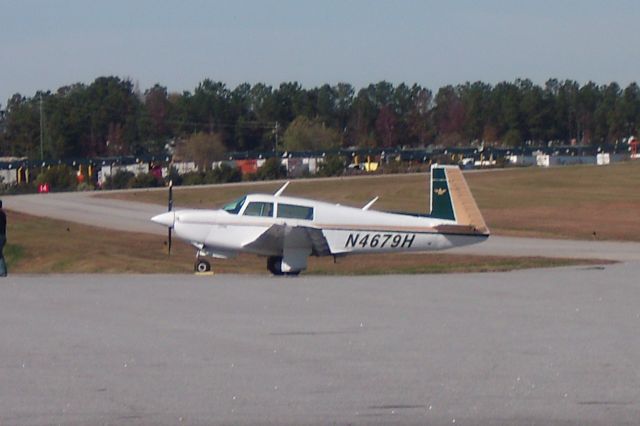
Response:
[222, 196, 246, 215]
[243, 202, 274, 217]
[277, 203, 314, 220]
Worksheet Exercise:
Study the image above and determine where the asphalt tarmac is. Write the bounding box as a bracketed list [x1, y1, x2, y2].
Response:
[1, 264, 640, 425]
[3, 187, 640, 424]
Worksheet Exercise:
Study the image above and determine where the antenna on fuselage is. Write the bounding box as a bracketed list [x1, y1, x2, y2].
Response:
[274, 181, 290, 197]
[362, 196, 379, 210]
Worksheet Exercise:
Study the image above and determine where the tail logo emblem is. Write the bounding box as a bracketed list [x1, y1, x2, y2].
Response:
[434, 188, 447, 196]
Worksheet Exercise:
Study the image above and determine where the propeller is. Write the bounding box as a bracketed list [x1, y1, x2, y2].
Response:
[167, 180, 173, 255]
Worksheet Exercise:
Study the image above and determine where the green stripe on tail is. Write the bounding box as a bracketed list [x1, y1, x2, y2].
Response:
[430, 166, 455, 221]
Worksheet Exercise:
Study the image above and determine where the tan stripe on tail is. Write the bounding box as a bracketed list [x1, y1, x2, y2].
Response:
[445, 167, 490, 235]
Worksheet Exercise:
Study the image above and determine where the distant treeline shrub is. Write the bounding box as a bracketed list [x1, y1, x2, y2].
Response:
[34, 165, 79, 191]
[7, 77, 639, 163]
[103, 170, 135, 189]
[317, 156, 346, 177]
[174, 163, 242, 186]
[245, 158, 288, 181]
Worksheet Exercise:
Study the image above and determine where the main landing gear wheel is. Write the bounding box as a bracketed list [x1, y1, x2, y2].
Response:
[195, 259, 211, 273]
[267, 256, 301, 276]
[267, 256, 284, 276]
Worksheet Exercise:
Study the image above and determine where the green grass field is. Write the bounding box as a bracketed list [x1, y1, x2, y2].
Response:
[109, 161, 640, 241]
[5, 211, 604, 274]
[5, 162, 633, 274]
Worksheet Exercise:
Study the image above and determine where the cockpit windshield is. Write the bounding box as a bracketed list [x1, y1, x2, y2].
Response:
[222, 196, 246, 214]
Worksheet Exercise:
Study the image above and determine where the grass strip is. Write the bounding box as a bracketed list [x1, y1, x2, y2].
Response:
[5, 211, 611, 275]
[105, 162, 640, 241]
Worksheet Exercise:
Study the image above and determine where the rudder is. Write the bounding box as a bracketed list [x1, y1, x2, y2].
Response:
[429, 165, 489, 235]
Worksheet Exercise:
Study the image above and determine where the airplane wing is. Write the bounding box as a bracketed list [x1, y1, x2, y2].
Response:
[302, 226, 332, 256]
[242, 224, 332, 257]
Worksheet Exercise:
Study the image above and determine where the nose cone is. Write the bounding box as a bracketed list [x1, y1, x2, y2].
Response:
[151, 211, 175, 228]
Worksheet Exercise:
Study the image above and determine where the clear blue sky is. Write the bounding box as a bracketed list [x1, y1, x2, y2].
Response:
[2, 0, 639, 105]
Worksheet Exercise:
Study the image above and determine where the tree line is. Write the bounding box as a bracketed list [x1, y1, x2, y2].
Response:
[1, 76, 639, 160]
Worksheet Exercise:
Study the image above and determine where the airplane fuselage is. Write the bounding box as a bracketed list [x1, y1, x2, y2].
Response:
[151, 165, 490, 274]
[162, 194, 486, 258]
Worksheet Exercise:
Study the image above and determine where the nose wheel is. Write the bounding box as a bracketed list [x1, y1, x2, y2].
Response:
[194, 258, 212, 273]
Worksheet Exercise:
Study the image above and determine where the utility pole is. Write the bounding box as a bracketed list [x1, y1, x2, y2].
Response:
[274, 121, 279, 157]
[39, 95, 44, 161]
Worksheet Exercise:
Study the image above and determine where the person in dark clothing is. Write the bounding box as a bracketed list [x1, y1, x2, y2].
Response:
[0, 200, 6, 276]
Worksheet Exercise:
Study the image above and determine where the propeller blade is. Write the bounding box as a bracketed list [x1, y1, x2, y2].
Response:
[168, 227, 172, 255]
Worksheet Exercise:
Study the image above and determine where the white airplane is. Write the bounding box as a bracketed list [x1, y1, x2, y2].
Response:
[151, 164, 489, 275]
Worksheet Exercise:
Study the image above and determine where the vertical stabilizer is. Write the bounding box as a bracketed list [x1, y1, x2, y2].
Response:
[430, 166, 455, 220]
[429, 165, 489, 235]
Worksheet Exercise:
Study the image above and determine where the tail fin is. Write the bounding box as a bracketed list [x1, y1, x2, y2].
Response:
[429, 165, 489, 235]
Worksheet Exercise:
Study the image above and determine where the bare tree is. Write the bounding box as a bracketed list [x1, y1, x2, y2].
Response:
[175, 132, 226, 171]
